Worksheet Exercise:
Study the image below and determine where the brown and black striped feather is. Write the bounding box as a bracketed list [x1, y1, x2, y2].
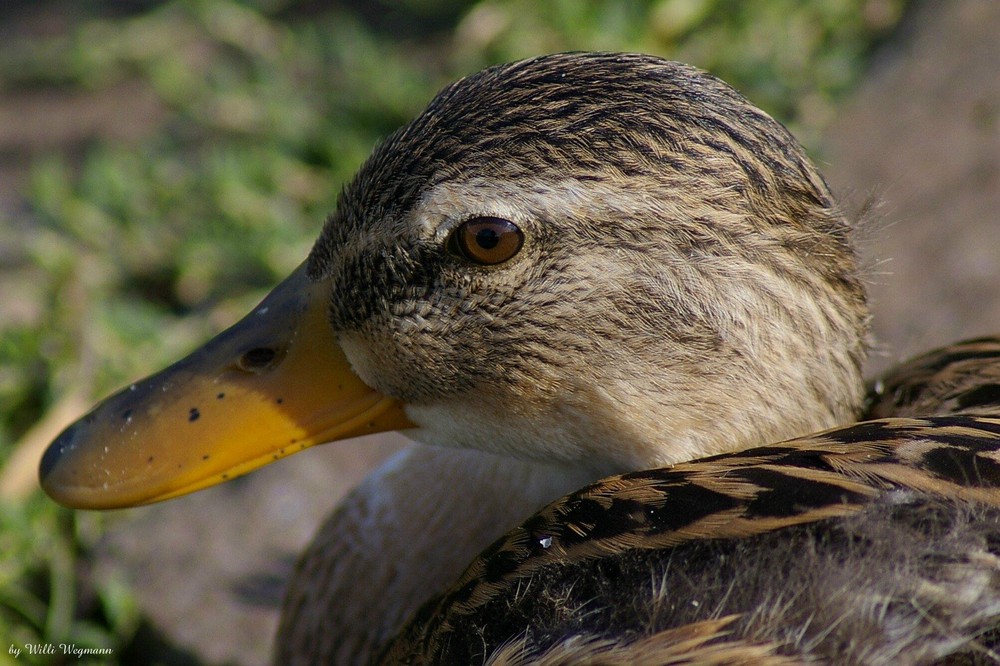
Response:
[381, 338, 1000, 664]
[865, 337, 1000, 419]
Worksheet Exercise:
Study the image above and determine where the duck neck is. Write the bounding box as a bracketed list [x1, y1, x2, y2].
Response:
[274, 442, 598, 665]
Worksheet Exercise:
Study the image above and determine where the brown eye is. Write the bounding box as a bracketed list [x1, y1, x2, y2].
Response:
[449, 217, 524, 266]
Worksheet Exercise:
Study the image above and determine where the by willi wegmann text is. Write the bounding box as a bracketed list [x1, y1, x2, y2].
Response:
[9, 643, 115, 659]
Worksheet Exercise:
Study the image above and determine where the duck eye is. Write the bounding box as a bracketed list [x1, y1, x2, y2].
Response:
[449, 216, 524, 266]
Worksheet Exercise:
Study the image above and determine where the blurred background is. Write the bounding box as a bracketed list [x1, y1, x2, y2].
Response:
[1, 1, 997, 664]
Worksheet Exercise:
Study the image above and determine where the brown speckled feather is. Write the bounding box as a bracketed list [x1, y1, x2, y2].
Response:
[865, 337, 1000, 419]
[381, 339, 1000, 664]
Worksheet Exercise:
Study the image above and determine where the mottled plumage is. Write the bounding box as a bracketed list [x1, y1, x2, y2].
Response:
[384, 415, 1000, 663]
[375, 337, 1000, 663]
[865, 337, 1000, 419]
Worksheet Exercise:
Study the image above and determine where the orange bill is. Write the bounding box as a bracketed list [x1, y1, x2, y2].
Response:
[39, 263, 413, 509]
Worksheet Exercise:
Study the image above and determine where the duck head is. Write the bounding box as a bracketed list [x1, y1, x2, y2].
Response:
[40, 53, 868, 510]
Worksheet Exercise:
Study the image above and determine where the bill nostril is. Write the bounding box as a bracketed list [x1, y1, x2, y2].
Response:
[237, 347, 279, 372]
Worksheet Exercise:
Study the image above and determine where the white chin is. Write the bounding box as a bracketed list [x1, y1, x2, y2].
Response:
[403, 400, 616, 474]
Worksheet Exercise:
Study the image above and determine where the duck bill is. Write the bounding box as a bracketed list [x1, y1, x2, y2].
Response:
[39, 263, 413, 510]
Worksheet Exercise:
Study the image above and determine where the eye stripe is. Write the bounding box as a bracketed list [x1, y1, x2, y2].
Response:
[449, 217, 524, 265]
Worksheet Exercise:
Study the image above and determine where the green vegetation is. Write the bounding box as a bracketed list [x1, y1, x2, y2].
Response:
[0, 0, 906, 661]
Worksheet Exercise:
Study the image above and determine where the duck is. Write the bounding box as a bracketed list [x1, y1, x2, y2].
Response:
[37, 52, 1000, 664]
